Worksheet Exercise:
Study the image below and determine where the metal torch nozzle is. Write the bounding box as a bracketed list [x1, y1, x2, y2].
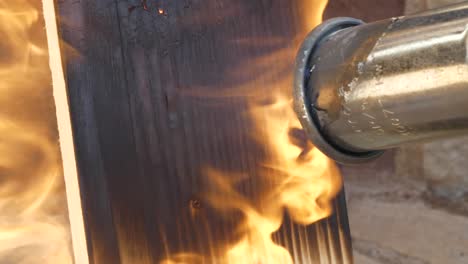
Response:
[294, 2, 468, 164]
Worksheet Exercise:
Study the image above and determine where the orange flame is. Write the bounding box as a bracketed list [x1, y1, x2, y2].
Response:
[0, 0, 72, 262]
[250, 93, 342, 226]
[162, 0, 340, 263]
[191, 86, 341, 264]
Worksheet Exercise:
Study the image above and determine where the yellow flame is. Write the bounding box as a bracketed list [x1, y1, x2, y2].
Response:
[162, 0, 340, 263]
[0, 0, 72, 263]
[215, 1, 339, 262]
[208, 89, 340, 264]
[255, 94, 342, 225]
[302, 0, 328, 30]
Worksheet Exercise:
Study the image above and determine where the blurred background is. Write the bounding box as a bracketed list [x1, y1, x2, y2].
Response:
[324, 0, 468, 263]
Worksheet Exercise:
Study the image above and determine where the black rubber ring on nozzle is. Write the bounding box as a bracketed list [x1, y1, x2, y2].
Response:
[293, 17, 385, 164]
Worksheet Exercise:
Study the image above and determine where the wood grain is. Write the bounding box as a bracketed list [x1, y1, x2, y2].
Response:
[56, 0, 356, 263]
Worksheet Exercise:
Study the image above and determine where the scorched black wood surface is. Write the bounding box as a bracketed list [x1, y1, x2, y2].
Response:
[54, 0, 404, 263]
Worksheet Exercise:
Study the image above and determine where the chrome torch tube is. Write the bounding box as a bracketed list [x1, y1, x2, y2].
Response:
[294, 2, 468, 164]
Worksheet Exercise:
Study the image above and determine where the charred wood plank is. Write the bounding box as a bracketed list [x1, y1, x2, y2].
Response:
[53, 0, 404, 263]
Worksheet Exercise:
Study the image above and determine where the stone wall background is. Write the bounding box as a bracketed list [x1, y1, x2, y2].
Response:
[324, 0, 468, 263]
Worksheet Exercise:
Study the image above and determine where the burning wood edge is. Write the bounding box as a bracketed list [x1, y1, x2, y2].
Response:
[42, 0, 89, 263]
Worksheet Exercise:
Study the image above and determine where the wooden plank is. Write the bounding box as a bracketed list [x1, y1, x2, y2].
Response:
[43, 0, 88, 263]
[55, 0, 355, 263]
